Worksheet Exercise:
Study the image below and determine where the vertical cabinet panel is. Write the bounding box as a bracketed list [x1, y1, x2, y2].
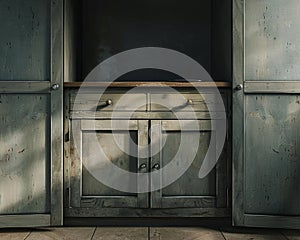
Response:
[245, 0, 300, 81]
[245, 95, 300, 216]
[233, 0, 300, 229]
[0, 0, 63, 228]
[0, 0, 50, 81]
[0, 94, 50, 214]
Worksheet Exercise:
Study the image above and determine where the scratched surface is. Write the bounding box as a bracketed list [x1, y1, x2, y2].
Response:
[245, 95, 300, 215]
[245, 0, 300, 80]
[0, 0, 50, 81]
[0, 94, 50, 214]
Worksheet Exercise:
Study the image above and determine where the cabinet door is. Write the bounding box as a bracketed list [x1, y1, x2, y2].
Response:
[150, 120, 228, 209]
[233, 0, 300, 228]
[68, 120, 149, 213]
[0, 0, 63, 227]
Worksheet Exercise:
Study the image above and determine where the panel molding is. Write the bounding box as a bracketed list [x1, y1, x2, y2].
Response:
[0, 81, 50, 93]
[245, 81, 300, 93]
[0, 215, 50, 228]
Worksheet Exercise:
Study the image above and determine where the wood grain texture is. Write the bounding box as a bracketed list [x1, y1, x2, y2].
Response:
[50, 0, 64, 226]
[244, 81, 300, 93]
[0, 95, 50, 215]
[64, 82, 231, 88]
[0, 215, 50, 228]
[26, 227, 95, 240]
[221, 227, 286, 240]
[232, 0, 245, 227]
[151, 227, 225, 240]
[281, 230, 300, 240]
[65, 207, 230, 218]
[245, 95, 300, 216]
[0, 0, 50, 81]
[92, 227, 148, 240]
[245, 0, 300, 81]
[0, 230, 30, 240]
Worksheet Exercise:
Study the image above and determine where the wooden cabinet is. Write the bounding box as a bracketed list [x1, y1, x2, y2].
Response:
[0, 0, 63, 228]
[233, 0, 300, 229]
[64, 87, 230, 218]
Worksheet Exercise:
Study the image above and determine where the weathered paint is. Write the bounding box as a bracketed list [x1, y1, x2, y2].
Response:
[245, 0, 300, 81]
[0, 94, 50, 214]
[233, 0, 300, 229]
[0, 0, 50, 81]
[245, 95, 300, 215]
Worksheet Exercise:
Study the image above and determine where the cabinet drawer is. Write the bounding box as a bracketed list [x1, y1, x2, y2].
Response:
[150, 93, 226, 112]
[70, 93, 147, 112]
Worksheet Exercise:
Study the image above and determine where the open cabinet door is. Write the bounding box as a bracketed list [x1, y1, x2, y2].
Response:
[0, 0, 63, 227]
[233, 0, 300, 229]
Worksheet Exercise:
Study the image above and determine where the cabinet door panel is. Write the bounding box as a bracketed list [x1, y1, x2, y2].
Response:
[151, 120, 227, 209]
[0, 94, 50, 215]
[68, 120, 149, 213]
[0, 0, 63, 228]
[233, 0, 300, 228]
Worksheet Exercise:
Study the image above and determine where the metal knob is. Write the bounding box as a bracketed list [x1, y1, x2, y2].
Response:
[187, 99, 193, 105]
[235, 84, 243, 91]
[51, 84, 60, 91]
[152, 163, 160, 171]
[139, 163, 147, 171]
[106, 99, 113, 105]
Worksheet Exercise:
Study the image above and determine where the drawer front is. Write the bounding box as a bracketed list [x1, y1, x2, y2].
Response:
[150, 93, 226, 112]
[70, 93, 147, 112]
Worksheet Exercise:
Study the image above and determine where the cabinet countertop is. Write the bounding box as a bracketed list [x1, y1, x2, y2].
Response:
[64, 82, 231, 88]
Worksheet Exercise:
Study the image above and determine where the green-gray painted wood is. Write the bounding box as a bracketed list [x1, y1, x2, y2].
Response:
[245, 0, 300, 81]
[232, 0, 246, 227]
[0, 0, 50, 81]
[245, 95, 300, 215]
[65, 207, 230, 218]
[50, 0, 64, 226]
[68, 119, 149, 212]
[65, 88, 230, 218]
[150, 120, 227, 209]
[245, 81, 300, 94]
[0, 94, 50, 214]
[233, 0, 300, 229]
[0, 0, 63, 227]
[0, 215, 50, 228]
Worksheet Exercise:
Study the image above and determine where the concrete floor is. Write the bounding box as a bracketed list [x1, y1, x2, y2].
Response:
[0, 227, 300, 240]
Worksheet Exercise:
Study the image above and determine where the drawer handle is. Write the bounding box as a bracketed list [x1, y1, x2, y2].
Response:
[139, 163, 147, 171]
[152, 163, 160, 171]
[187, 99, 193, 105]
[106, 99, 113, 106]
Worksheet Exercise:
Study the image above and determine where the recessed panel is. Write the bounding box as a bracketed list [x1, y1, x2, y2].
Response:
[245, 95, 300, 215]
[82, 130, 138, 197]
[0, 0, 50, 81]
[245, 0, 300, 80]
[0, 94, 50, 214]
[161, 131, 216, 197]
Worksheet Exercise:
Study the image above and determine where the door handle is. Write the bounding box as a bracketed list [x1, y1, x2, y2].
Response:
[51, 84, 60, 91]
[235, 84, 243, 91]
[139, 163, 147, 171]
[152, 163, 160, 171]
